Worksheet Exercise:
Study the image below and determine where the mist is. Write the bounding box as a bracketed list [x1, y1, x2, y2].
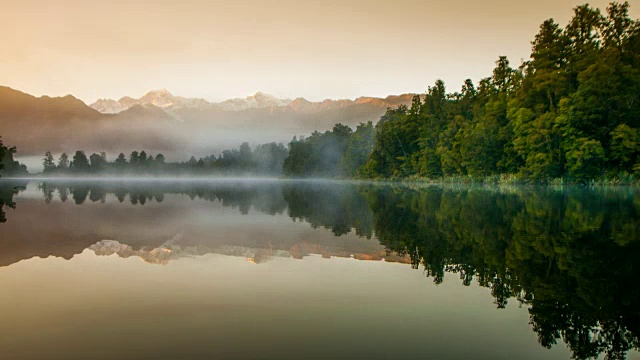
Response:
[6, 95, 390, 174]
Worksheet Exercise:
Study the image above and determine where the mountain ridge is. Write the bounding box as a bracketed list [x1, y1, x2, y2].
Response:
[0, 85, 415, 157]
[89, 88, 415, 115]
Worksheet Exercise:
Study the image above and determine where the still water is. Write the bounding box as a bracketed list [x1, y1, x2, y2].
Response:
[0, 179, 638, 360]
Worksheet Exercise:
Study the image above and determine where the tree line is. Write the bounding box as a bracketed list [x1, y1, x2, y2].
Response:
[285, 2, 640, 183]
[41, 142, 288, 176]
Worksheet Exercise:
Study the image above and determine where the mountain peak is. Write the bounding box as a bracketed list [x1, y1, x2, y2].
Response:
[215, 92, 292, 111]
[145, 88, 172, 96]
[139, 88, 177, 109]
[247, 91, 279, 101]
[88, 89, 416, 115]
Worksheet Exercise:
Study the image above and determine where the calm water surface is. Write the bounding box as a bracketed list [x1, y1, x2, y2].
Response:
[0, 180, 638, 360]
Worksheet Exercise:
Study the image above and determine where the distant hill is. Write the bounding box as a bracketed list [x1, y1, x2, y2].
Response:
[0, 86, 415, 158]
[0, 86, 177, 156]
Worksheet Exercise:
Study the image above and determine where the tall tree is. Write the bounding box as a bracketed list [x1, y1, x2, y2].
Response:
[71, 151, 90, 173]
[42, 151, 56, 173]
[57, 153, 69, 171]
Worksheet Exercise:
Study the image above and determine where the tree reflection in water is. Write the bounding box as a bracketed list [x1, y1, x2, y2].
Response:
[2, 180, 638, 359]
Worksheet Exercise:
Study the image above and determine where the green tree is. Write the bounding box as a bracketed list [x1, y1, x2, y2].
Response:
[57, 153, 69, 172]
[283, 124, 354, 177]
[139, 151, 148, 166]
[71, 151, 90, 173]
[344, 122, 375, 176]
[42, 151, 56, 173]
[565, 137, 606, 182]
[362, 105, 414, 178]
[0, 139, 27, 177]
[154, 153, 165, 164]
[115, 153, 128, 166]
[129, 151, 139, 167]
[0, 138, 7, 176]
[89, 153, 106, 172]
[609, 124, 640, 172]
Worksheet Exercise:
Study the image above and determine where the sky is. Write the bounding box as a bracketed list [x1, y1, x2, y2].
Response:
[1, 0, 638, 103]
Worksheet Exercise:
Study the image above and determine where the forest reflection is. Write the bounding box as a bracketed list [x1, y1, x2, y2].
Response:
[0, 181, 23, 223]
[0, 180, 639, 359]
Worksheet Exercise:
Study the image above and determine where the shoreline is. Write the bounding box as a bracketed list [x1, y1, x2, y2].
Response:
[1, 175, 639, 188]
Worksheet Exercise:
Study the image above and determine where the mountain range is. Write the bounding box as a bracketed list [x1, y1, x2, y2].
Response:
[89, 88, 413, 115]
[0, 86, 415, 158]
[90, 89, 293, 114]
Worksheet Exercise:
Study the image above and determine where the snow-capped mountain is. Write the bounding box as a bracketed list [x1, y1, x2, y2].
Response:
[92, 89, 188, 113]
[89, 89, 292, 113]
[0, 85, 417, 156]
[218, 92, 292, 111]
[89, 89, 414, 115]
[90, 89, 213, 114]
[90, 98, 128, 114]
[138, 88, 178, 109]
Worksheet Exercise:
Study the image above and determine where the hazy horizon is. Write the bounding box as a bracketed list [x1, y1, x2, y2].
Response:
[3, 0, 637, 104]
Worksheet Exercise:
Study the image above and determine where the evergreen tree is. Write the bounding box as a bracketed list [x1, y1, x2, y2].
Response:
[57, 153, 69, 171]
[89, 153, 106, 172]
[115, 153, 127, 165]
[42, 151, 56, 173]
[358, 2, 639, 183]
[129, 151, 139, 167]
[71, 151, 90, 173]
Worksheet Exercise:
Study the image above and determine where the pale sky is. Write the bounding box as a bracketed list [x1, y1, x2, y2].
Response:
[1, 0, 637, 103]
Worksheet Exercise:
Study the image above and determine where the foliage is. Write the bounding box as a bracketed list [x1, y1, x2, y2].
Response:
[209, 182, 638, 359]
[283, 123, 358, 177]
[354, 2, 640, 183]
[43, 142, 288, 176]
[0, 137, 28, 177]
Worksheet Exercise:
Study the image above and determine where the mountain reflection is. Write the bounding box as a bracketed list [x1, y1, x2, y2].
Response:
[0, 180, 639, 359]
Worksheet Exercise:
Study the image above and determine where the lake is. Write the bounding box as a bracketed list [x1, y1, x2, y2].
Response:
[0, 179, 638, 360]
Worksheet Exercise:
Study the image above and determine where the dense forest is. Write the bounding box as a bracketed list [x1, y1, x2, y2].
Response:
[36, 122, 372, 178]
[40, 142, 288, 176]
[283, 122, 375, 177]
[285, 2, 640, 184]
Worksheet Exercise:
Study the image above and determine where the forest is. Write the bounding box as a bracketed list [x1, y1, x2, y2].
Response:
[284, 2, 640, 184]
[39, 142, 288, 176]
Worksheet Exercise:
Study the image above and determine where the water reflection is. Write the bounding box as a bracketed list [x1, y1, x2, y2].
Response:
[0, 180, 639, 359]
[0, 181, 24, 223]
